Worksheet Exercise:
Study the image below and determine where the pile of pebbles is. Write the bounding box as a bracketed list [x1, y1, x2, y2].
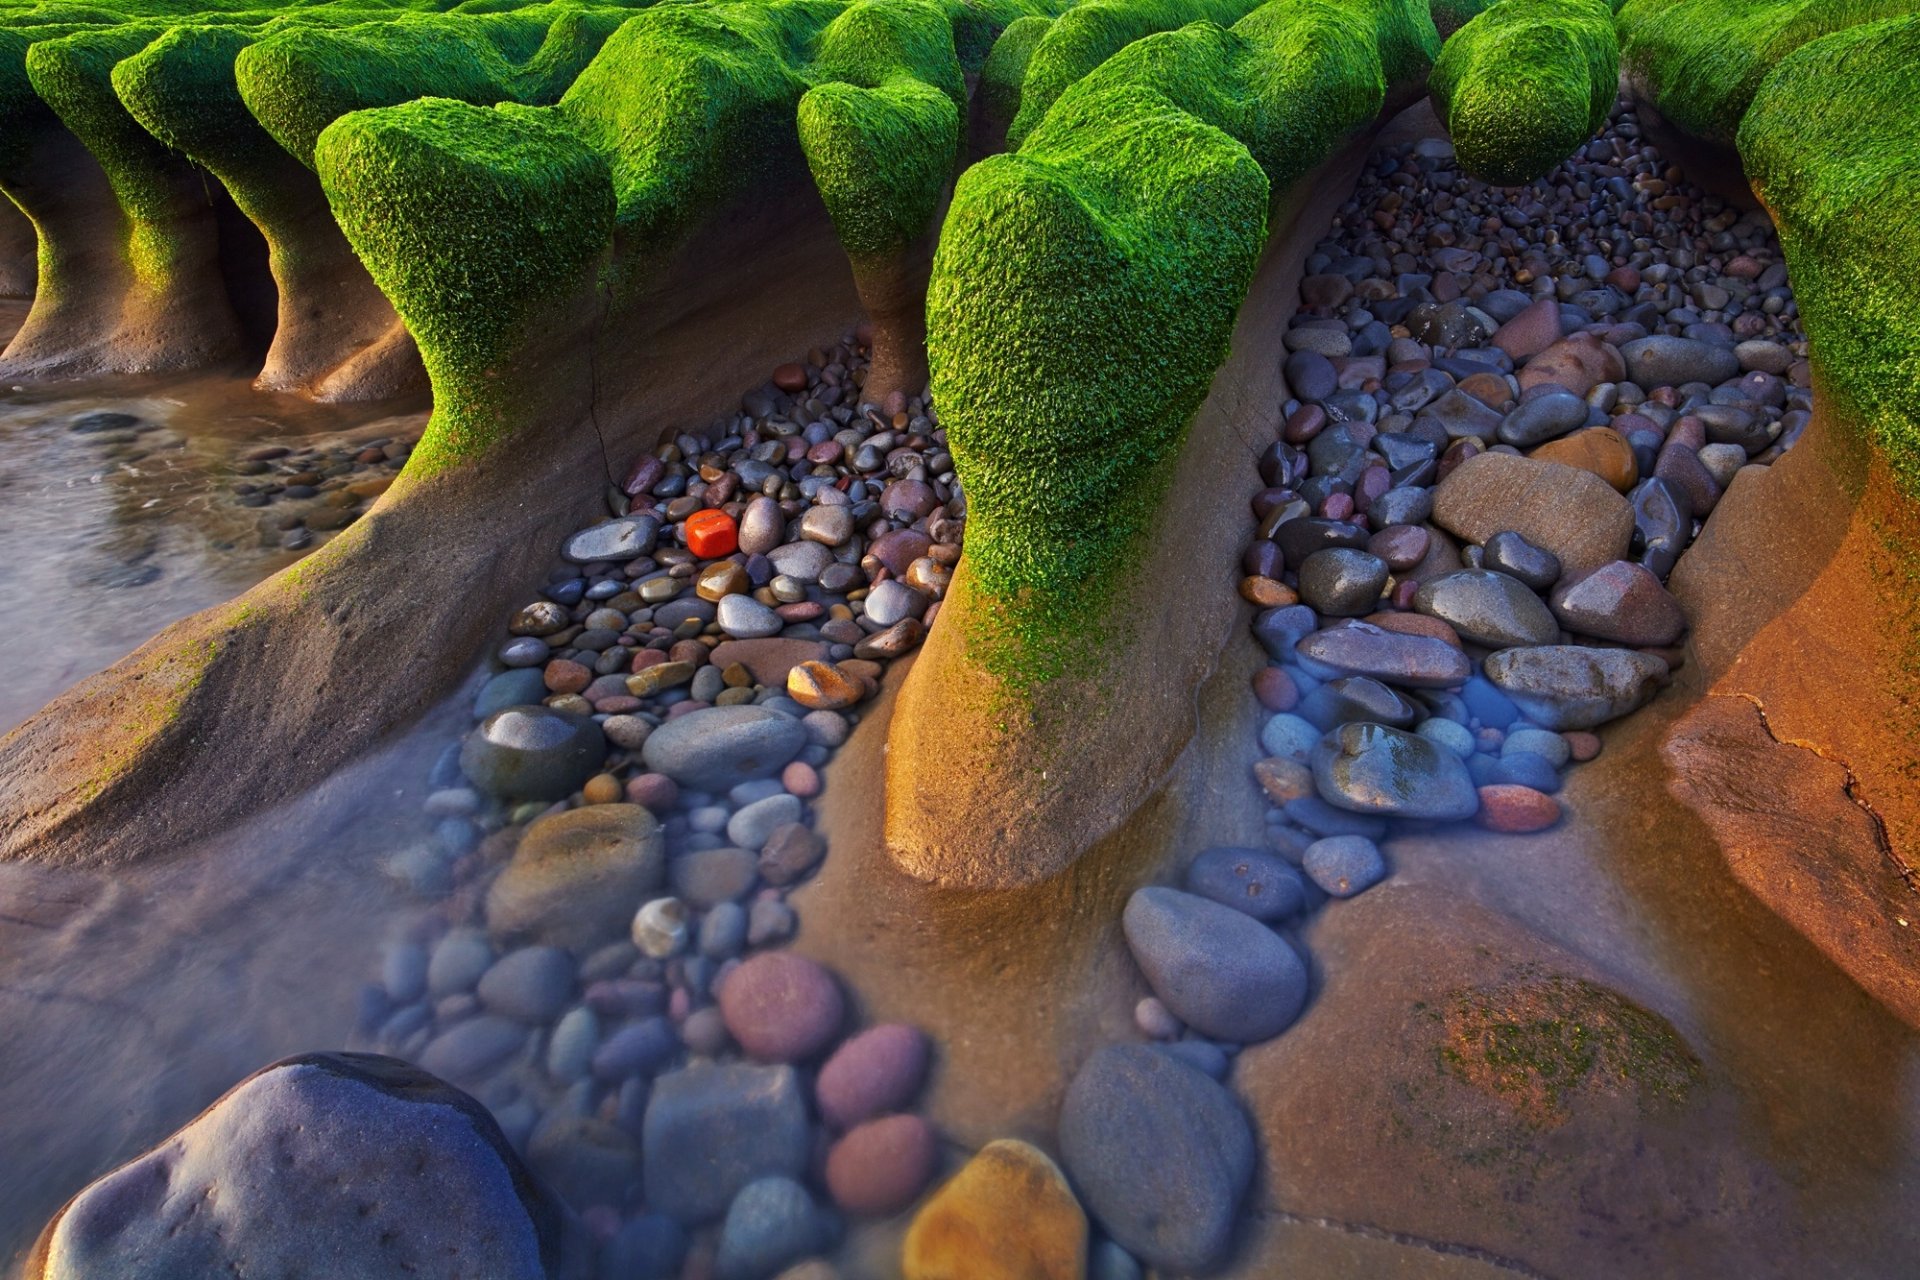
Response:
[1238, 101, 1809, 853]
[355, 331, 963, 1278]
[229, 435, 413, 551]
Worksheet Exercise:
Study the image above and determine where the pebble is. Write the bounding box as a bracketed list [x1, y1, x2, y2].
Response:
[728, 794, 804, 850]
[631, 897, 691, 959]
[1259, 712, 1322, 762]
[460, 706, 606, 801]
[1183, 846, 1306, 921]
[1620, 334, 1740, 388]
[416, 1016, 527, 1081]
[715, 1176, 829, 1280]
[643, 1062, 811, 1223]
[717, 952, 844, 1063]
[1548, 559, 1686, 646]
[487, 805, 665, 952]
[427, 930, 493, 997]
[1058, 1045, 1254, 1272]
[1302, 835, 1387, 897]
[825, 1115, 938, 1216]
[902, 1140, 1086, 1280]
[1412, 569, 1559, 648]
[717, 594, 783, 639]
[476, 946, 575, 1023]
[1296, 547, 1388, 617]
[640, 706, 807, 791]
[565, 516, 659, 564]
[1481, 530, 1561, 590]
[1476, 784, 1564, 832]
[1312, 721, 1480, 820]
[1482, 645, 1668, 730]
[1121, 887, 1308, 1043]
[1296, 621, 1471, 689]
[815, 1023, 931, 1128]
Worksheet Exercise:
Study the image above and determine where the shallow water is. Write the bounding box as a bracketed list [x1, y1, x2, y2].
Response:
[0, 373, 424, 733]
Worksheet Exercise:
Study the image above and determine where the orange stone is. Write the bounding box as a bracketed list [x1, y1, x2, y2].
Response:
[1254, 756, 1315, 804]
[1476, 784, 1562, 833]
[788, 660, 864, 711]
[1530, 426, 1639, 493]
[685, 508, 738, 559]
[1456, 371, 1514, 410]
[1239, 575, 1299, 608]
[581, 774, 622, 805]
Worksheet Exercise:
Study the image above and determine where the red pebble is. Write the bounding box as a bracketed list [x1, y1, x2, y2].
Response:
[772, 362, 808, 393]
[1390, 578, 1419, 609]
[630, 648, 667, 672]
[624, 772, 678, 811]
[1564, 731, 1602, 762]
[825, 1115, 938, 1216]
[1253, 666, 1298, 712]
[1476, 784, 1563, 833]
[685, 508, 738, 559]
[543, 658, 591, 695]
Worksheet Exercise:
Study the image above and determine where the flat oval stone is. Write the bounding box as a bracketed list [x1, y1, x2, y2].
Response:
[1296, 621, 1470, 689]
[1482, 645, 1668, 730]
[564, 516, 659, 564]
[1548, 560, 1686, 646]
[1121, 887, 1308, 1043]
[1058, 1045, 1255, 1273]
[1497, 390, 1587, 447]
[1620, 335, 1739, 388]
[1311, 721, 1480, 820]
[640, 706, 806, 791]
[1413, 569, 1558, 648]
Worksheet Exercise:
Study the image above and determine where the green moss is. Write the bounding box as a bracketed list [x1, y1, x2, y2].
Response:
[1003, 0, 1265, 149]
[555, 0, 838, 256]
[236, 5, 630, 168]
[1430, 973, 1700, 1127]
[1428, 0, 1493, 36]
[931, 0, 1436, 685]
[1739, 14, 1920, 498]
[24, 23, 185, 288]
[1617, 0, 1920, 145]
[315, 96, 612, 471]
[1429, 0, 1616, 185]
[798, 0, 963, 259]
[976, 12, 1046, 143]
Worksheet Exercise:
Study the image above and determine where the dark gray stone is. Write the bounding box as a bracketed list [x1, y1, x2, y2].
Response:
[1311, 721, 1480, 820]
[1620, 335, 1740, 389]
[1482, 645, 1668, 729]
[1121, 887, 1308, 1043]
[460, 706, 606, 801]
[1296, 622, 1471, 689]
[1297, 548, 1388, 618]
[640, 706, 806, 792]
[1497, 391, 1588, 447]
[1184, 846, 1307, 921]
[1058, 1045, 1255, 1272]
[1413, 569, 1558, 648]
[642, 1063, 810, 1223]
[29, 1054, 570, 1280]
[1482, 531, 1562, 591]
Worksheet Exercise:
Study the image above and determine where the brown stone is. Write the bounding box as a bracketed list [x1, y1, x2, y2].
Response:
[1530, 426, 1639, 492]
[543, 659, 591, 695]
[487, 805, 664, 951]
[759, 822, 826, 886]
[1360, 611, 1462, 647]
[1239, 575, 1298, 608]
[1253, 756, 1315, 805]
[902, 1139, 1086, 1280]
[1432, 451, 1634, 577]
[1516, 333, 1625, 397]
[696, 561, 750, 602]
[1491, 297, 1562, 363]
[1456, 371, 1513, 410]
[626, 661, 695, 697]
[1549, 560, 1686, 646]
[1475, 784, 1562, 832]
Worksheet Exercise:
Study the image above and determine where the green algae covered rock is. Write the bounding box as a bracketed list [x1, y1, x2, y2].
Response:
[1618, 0, 1920, 145]
[316, 97, 613, 469]
[1739, 13, 1920, 494]
[1002, 0, 1266, 149]
[237, 5, 632, 168]
[797, 0, 964, 259]
[1428, 0, 1494, 36]
[930, 0, 1436, 679]
[1429, 0, 1616, 186]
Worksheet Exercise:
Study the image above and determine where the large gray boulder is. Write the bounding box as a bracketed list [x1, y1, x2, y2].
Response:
[26, 1053, 581, 1280]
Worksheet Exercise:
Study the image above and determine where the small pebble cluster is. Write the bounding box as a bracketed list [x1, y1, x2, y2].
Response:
[357, 331, 965, 1279]
[229, 435, 413, 551]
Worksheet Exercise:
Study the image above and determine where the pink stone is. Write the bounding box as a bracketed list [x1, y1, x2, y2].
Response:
[783, 761, 821, 798]
[717, 952, 845, 1063]
[815, 1024, 932, 1128]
